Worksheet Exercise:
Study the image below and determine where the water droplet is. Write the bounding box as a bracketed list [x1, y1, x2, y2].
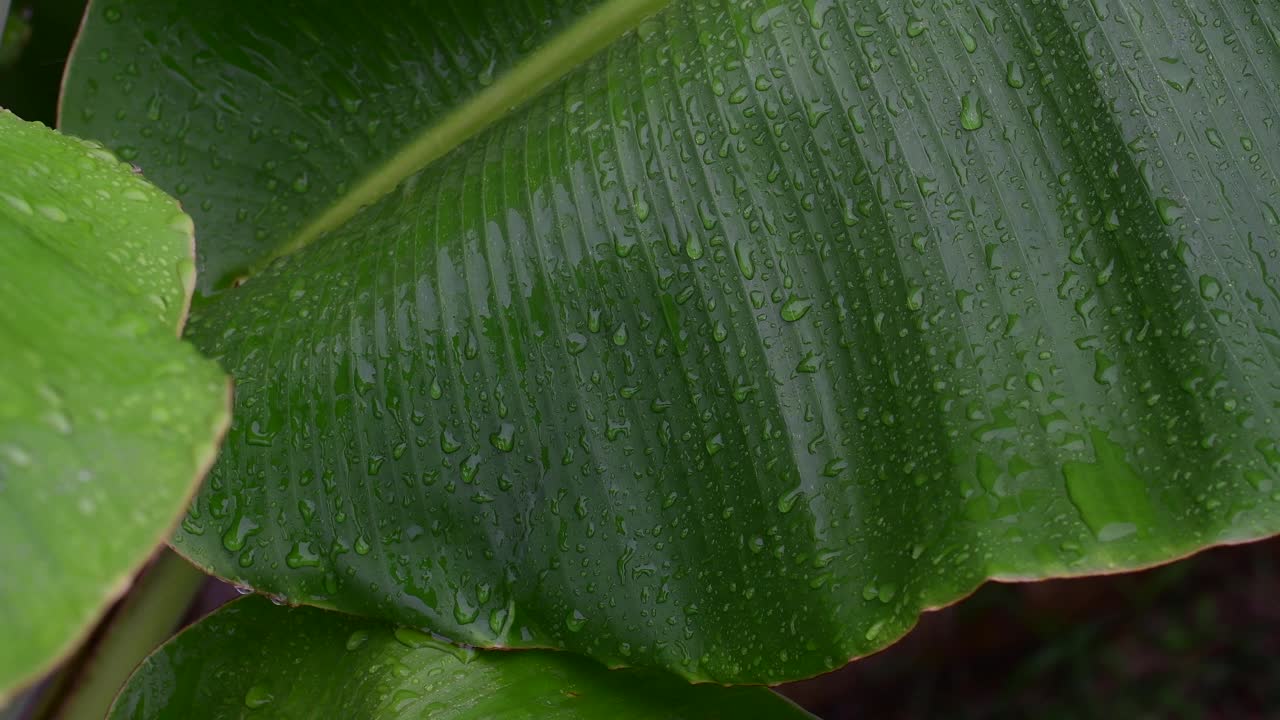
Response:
[1, 193, 32, 215]
[489, 423, 515, 452]
[488, 607, 509, 635]
[905, 285, 925, 311]
[712, 321, 728, 343]
[394, 627, 433, 648]
[796, 351, 820, 374]
[1198, 275, 1221, 301]
[1092, 350, 1118, 386]
[221, 515, 260, 552]
[777, 486, 804, 513]
[440, 430, 461, 454]
[393, 627, 476, 663]
[243, 684, 273, 709]
[246, 421, 275, 447]
[36, 205, 68, 222]
[390, 689, 422, 712]
[1064, 430, 1152, 542]
[453, 589, 479, 625]
[354, 535, 372, 555]
[1006, 62, 1025, 89]
[461, 454, 481, 484]
[705, 433, 725, 456]
[285, 541, 321, 569]
[345, 630, 369, 650]
[780, 296, 813, 322]
[959, 94, 983, 131]
[1155, 197, 1184, 226]
[734, 242, 755, 279]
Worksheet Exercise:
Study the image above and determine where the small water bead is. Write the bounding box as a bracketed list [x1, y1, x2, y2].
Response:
[960, 94, 983, 131]
[566, 333, 588, 355]
[393, 627, 477, 663]
[734, 242, 755, 279]
[822, 458, 848, 477]
[777, 487, 804, 513]
[1, 193, 33, 215]
[440, 430, 461, 454]
[1198, 275, 1222, 301]
[340, 631, 367, 654]
[1155, 197, 1184, 226]
[780, 296, 813, 322]
[354, 535, 372, 555]
[705, 433, 725, 456]
[905, 286, 925, 311]
[1006, 62, 1025, 89]
[34, 204, 68, 221]
[489, 423, 515, 452]
[243, 685, 273, 709]
[453, 591, 479, 625]
[394, 627, 434, 648]
[1025, 372, 1044, 392]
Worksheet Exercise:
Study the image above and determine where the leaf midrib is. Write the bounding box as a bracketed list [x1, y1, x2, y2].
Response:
[249, 0, 670, 279]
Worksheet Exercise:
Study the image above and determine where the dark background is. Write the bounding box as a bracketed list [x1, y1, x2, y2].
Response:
[5, 2, 1277, 717]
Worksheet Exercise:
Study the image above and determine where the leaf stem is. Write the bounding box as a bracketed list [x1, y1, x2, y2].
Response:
[258, 0, 670, 274]
[49, 550, 207, 720]
[0, 0, 11, 48]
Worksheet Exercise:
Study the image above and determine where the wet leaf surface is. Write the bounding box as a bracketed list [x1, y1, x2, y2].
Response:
[0, 110, 229, 698]
[111, 595, 813, 719]
[62, 0, 1280, 684]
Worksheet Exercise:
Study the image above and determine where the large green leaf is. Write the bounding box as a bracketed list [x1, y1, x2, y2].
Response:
[0, 110, 229, 698]
[59, 0, 656, 294]
[110, 595, 812, 719]
[62, 0, 1280, 684]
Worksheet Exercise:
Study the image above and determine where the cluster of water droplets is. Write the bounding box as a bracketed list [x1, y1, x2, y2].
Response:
[100, 0, 1280, 682]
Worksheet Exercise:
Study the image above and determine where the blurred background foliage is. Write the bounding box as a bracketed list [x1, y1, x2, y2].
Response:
[779, 538, 1280, 718]
[2, 2, 1276, 718]
[1, 0, 83, 124]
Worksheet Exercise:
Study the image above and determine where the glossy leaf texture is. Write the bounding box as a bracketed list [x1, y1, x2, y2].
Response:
[59, 0, 648, 294]
[110, 596, 813, 720]
[0, 110, 229, 698]
[63, 0, 1280, 684]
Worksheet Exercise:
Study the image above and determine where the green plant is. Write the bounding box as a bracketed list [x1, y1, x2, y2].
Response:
[3, 0, 1279, 716]
[0, 107, 228, 698]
